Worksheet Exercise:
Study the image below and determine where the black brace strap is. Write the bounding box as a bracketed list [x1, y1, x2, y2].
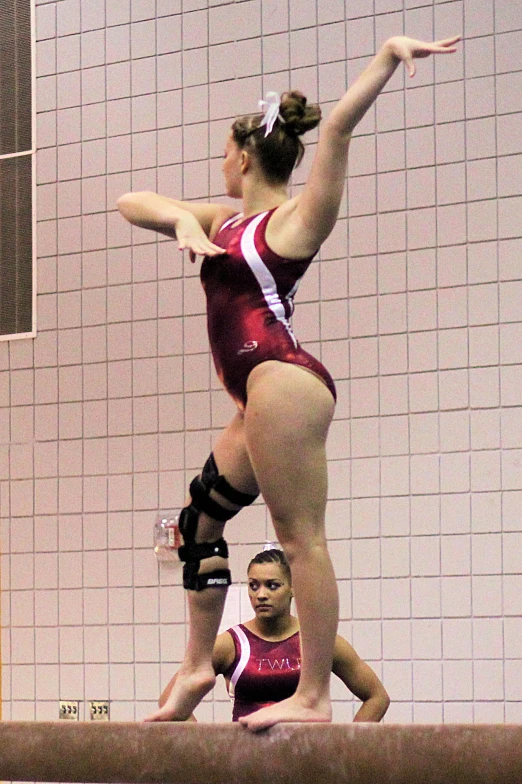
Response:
[182, 566, 232, 591]
[202, 453, 258, 507]
[178, 536, 229, 564]
[178, 538, 231, 592]
[177, 452, 258, 592]
[189, 476, 237, 523]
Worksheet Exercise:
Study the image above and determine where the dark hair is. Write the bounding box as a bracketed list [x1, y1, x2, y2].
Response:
[231, 90, 321, 185]
[247, 548, 292, 584]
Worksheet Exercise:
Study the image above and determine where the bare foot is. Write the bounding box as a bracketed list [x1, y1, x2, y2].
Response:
[144, 668, 216, 722]
[238, 695, 332, 732]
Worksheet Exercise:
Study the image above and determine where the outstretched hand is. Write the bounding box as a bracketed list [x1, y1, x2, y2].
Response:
[386, 35, 461, 77]
[175, 212, 226, 263]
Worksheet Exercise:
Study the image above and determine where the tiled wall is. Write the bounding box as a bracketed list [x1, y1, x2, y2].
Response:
[1, 0, 522, 725]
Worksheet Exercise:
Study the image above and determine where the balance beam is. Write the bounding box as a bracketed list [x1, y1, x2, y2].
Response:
[1, 722, 522, 784]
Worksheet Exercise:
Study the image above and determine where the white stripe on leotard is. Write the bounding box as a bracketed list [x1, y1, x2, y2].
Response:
[286, 276, 303, 316]
[228, 625, 251, 701]
[240, 212, 298, 348]
[219, 213, 243, 232]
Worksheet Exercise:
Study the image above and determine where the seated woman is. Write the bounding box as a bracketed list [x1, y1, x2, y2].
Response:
[153, 549, 390, 723]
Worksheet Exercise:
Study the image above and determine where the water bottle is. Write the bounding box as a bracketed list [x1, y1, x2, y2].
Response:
[154, 511, 180, 562]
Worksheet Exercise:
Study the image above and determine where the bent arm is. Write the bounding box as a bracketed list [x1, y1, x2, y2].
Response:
[332, 636, 390, 722]
[117, 192, 234, 238]
[117, 192, 236, 258]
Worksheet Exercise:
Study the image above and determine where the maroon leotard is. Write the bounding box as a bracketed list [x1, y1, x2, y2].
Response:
[224, 624, 301, 721]
[200, 209, 336, 409]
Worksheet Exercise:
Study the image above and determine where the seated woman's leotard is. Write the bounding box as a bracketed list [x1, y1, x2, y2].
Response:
[224, 624, 301, 721]
[200, 209, 336, 409]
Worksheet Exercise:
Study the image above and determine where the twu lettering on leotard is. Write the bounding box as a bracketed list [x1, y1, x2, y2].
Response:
[255, 657, 301, 671]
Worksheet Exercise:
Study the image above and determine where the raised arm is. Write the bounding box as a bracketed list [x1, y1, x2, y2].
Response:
[332, 635, 390, 722]
[117, 191, 237, 258]
[269, 36, 460, 258]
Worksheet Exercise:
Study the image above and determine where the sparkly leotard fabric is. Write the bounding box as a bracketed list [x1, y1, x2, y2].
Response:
[224, 625, 301, 721]
[200, 210, 336, 409]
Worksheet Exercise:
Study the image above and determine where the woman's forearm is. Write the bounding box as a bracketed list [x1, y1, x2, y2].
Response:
[326, 39, 401, 137]
[117, 191, 186, 233]
[327, 34, 459, 137]
[353, 691, 391, 722]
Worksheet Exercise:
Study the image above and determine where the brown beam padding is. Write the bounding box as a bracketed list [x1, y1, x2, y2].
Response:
[1, 721, 522, 784]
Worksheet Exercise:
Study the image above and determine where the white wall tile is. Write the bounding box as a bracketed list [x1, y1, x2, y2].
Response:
[5, 0, 522, 726]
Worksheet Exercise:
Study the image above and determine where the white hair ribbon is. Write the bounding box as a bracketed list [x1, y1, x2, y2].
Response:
[258, 91, 284, 137]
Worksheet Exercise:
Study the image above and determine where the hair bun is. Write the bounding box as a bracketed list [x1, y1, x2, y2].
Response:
[279, 90, 321, 136]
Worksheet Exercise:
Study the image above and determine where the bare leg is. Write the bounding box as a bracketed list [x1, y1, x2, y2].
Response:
[145, 413, 259, 722]
[240, 361, 337, 731]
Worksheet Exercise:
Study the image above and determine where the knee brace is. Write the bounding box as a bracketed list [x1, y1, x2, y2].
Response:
[178, 452, 258, 591]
